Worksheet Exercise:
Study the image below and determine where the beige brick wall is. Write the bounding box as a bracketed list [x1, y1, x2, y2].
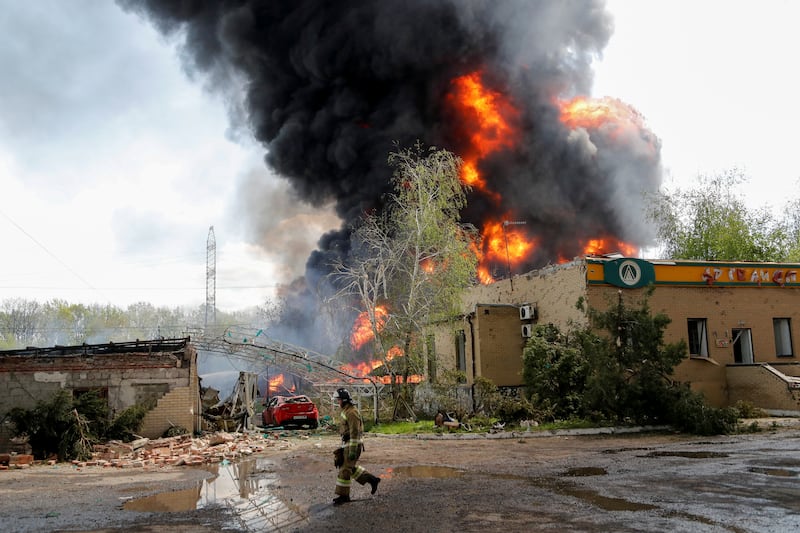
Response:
[587, 284, 800, 406]
[139, 385, 197, 438]
[429, 260, 589, 386]
[138, 346, 200, 438]
[588, 285, 800, 366]
[726, 366, 800, 411]
[463, 260, 589, 331]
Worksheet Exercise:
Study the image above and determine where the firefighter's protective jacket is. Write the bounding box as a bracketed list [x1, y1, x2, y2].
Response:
[339, 403, 364, 458]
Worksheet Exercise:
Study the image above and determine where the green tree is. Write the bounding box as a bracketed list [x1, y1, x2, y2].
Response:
[784, 195, 800, 261]
[521, 293, 736, 434]
[582, 290, 686, 423]
[522, 323, 589, 420]
[330, 143, 478, 414]
[647, 169, 791, 261]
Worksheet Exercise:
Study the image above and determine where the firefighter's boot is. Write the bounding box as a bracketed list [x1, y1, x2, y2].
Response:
[332, 494, 351, 506]
[365, 473, 381, 494]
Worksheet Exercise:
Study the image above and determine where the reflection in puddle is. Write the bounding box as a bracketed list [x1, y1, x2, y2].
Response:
[644, 451, 729, 459]
[123, 457, 307, 530]
[556, 484, 657, 512]
[387, 465, 464, 479]
[123, 486, 200, 512]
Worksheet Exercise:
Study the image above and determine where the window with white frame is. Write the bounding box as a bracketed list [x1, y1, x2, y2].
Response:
[687, 318, 709, 357]
[773, 318, 793, 357]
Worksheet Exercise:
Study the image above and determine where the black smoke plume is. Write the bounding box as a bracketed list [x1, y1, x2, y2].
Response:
[119, 0, 661, 352]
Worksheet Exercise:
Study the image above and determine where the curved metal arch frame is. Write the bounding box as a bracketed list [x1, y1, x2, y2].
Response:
[194, 327, 382, 420]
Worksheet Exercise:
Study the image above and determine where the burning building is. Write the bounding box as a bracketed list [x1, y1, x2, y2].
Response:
[121, 1, 661, 354]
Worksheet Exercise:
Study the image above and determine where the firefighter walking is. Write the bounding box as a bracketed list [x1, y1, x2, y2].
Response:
[332, 388, 381, 505]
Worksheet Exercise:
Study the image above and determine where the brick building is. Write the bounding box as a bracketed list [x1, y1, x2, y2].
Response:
[429, 256, 800, 413]
[0, 338, 201, 453]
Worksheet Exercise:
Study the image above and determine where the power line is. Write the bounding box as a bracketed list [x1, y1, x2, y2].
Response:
[0, 209, 109, 301]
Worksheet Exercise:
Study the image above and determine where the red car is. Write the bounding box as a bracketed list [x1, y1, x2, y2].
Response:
[261, 395, 319, 428]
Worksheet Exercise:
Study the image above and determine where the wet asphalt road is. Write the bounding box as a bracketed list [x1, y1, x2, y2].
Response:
[299, 428, 800, 533]
[2, 426, 799, 532]
[515, 430, 800, 532]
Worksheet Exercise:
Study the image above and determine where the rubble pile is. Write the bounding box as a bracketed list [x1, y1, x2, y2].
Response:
[1, 430, 306, 470]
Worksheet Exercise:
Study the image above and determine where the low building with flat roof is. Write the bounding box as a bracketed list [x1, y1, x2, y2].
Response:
[428, 257, 800, 413]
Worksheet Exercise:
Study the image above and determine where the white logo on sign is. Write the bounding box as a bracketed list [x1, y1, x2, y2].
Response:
[618, 260, 642, 286]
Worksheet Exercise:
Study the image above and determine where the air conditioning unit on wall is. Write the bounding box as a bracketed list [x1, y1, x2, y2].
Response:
[519, 304, 535, 321]
[521, 324, 533, 338]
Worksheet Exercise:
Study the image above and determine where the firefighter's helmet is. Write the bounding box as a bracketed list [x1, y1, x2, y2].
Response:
[333, 388, 353, 403]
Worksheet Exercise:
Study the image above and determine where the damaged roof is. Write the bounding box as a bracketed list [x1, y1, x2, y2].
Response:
[0, 337, 190, 358]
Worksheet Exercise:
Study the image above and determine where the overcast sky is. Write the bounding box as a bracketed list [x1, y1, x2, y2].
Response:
[1, 0, 798, 312]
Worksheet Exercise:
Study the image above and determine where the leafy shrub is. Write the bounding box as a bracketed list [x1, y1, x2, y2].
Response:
[8, 390, 95, 460]
[107, 404, 148, 442]
[495, 396, 536, 423]
[732, 400, 767, 419]
[668, 387, 738, 435]
[430, 369, 470, 420]
[472, 376, 501, 416]
[8, 390, 153, 460]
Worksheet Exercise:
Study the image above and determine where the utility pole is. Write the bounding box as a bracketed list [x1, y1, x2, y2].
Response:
[205, 226, 216, 329]
[502, 220, 527, 278]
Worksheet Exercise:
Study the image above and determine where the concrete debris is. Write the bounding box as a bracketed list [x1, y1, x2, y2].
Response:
[0, 430, 302, 471]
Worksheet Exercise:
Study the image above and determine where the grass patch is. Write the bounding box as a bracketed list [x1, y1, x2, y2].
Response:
[534, 419, 601, 431]
[368, 420, 437, 434]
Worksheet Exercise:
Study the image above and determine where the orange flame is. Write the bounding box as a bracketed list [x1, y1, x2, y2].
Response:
[339, 345, 423, 384]
[269, 373, 284, 391]
[448, 71, 519, 197]
[582, 238, 639, 257]
[266, 373, 297, 394]
[557, 96, 658, 159]
[386, 346, 403, 360]
[558, 96, 636, 130]
[350, 306, 389, 350]
[420, 258, 435, 274]
[472, 217, 536, 284]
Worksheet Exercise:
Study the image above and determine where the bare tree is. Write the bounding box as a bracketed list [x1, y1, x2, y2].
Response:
[329, 143, 478, 415]
[0, 298, 42, 348]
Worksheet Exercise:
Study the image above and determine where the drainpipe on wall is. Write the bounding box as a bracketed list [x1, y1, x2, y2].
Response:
[467, 313, 477, 413]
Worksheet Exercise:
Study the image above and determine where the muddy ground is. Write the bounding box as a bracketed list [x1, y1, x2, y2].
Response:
[2, 421, 800, 532]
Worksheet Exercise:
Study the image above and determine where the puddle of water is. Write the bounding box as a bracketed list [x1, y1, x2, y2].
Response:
[123, 486, 201, 512]
[748, 467, 798, 477]
[562, 467, 607, 477]
[558, 485, 657, 512]
[601, 447, 652, 455]
[529, 477, 656, 512]
[387, 465, 464, 479]
[644, 451, 729, 459]
[123, 457, 307, 531]
[752, 457, 800, 468]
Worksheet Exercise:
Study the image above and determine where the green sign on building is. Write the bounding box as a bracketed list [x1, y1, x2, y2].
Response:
[603, 258, 655, 288]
